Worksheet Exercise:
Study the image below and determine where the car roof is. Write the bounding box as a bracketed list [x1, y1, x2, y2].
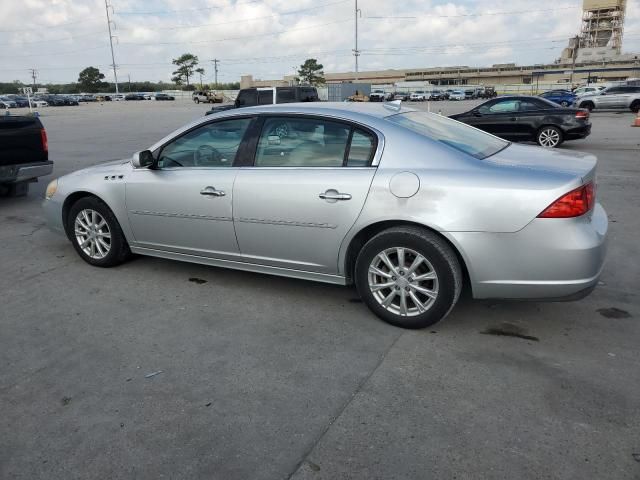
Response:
[224, 102, 417, 120]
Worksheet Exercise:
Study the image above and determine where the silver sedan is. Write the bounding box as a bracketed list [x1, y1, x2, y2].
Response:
[43, 103, 608, 329]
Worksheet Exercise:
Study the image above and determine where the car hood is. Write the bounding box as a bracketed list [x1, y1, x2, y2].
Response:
[486, 143, 597, 183]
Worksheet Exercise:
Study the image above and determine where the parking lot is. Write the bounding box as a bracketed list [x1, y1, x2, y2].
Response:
[1, 100, 639, 479]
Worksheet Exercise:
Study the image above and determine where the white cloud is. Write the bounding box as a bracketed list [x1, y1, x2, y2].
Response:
[0, 0, 639, 84]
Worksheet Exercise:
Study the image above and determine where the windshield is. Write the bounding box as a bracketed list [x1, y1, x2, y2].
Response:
[386, 111, 509, 159]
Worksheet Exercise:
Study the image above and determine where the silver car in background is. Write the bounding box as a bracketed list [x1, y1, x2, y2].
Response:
[43, 103, 607, 329]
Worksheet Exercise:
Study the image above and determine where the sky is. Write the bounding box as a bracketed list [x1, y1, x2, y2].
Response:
[1, 0, 639, 85]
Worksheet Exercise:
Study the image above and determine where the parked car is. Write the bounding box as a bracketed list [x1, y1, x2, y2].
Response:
[369, 90, 391, 102]
[125, 93, 146, 101]
[207, 86, 319, 114]
[479, 87, 497, 99]
[42, 103, 607, 329]
[154, 93, 175, 101]
[37, 95, 65, 106]
[575, 85, 640, 112]
[112, 94, 125, 102]
[30, 99, 49, 108]
[464, 89, 477, 100]
[0, 115, 51, 196]
[62, 95, 79, 106]
[573, 85, 605, 97]
[393, 92, 409, 101]
[409, 91, 427, 102]
[429, 90, 443, 101]
[192, 91, 223, 104]
[448, 90, 466, 101]
[81, 94, 98, 102]
[538, 90, 576, 107]
[450, 96, 590, 148]
[5, 95, 30, 108]
[0, 96, 18, 109]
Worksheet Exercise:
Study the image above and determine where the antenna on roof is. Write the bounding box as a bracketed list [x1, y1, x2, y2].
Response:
[383, 99, 402, 112]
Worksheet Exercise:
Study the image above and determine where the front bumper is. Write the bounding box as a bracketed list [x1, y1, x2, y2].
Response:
[448, 203, 608, 300]
[42, 195, 65, 236]
[0, 161, 53, 184]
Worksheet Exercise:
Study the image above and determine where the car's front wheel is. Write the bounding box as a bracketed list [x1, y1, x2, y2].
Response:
[68, 197, 131, 267]
[537, 126, 563, 148]
[355, 227, 462, 329]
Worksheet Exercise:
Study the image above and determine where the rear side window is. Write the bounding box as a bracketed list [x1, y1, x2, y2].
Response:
[387, 111, 508, 160]
[236, 90, 256, 107]
[276, 88, 295, 103]
[258, 90, 273, 105]
[299, 88, 318, 102]
[347, 129, 375, 167]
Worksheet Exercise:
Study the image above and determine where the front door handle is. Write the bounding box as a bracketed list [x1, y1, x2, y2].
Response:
[510, 117, 518, 121]
[319, 190, 352, 201]
[200, 186, 226, 197]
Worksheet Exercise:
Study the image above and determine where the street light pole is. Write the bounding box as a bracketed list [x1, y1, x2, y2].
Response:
[104, 0, 119, 94]
[354, 0, 361, 79]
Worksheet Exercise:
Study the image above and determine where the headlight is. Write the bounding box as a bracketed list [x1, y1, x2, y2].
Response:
[45, 179, 58, 199]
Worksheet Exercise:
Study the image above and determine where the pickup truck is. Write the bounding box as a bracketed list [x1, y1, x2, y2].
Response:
[206, 86, 319, 115]
[0, 115, 52, 196]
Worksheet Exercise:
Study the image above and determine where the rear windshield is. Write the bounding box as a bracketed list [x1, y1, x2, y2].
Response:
[386, 111, 509, 159]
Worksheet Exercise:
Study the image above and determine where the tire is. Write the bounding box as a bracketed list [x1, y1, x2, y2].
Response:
[560, 101, 569, 107]
[631, 101, 640, 113]
[194, 98, 200, 104]
[354, 227, 462, 329]
[580, 101, 594, 112]
[67, 196, 131, 267]
[537, 125, 563, 148]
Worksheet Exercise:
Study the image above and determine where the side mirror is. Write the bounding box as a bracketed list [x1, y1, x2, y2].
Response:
[132, 150, 154, 168]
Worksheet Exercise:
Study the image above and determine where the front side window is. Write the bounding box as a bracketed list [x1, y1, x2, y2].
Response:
[236, 90, 256, 107]
[258, 90, 273, 105]
[276, 88, 295, 103]
[157, 118, 252, 168]
[485, 100, 520, 113]
[387, 111, 508, 160]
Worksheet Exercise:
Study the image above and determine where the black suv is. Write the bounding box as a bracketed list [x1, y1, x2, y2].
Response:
[207, 86, 319, 115]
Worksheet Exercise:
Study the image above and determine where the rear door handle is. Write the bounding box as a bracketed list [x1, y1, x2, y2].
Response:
[510, 117, 518, 121]
[319, 191, 352, 201]
[200, 186, 225, 197]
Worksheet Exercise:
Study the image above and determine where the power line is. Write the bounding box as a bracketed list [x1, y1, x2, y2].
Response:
[365, 4, 581, 20]
[115, 0, 263, 15]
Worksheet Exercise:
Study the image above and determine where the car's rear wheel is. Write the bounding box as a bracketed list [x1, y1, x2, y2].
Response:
[580, 101, 594, 111]
[537, 126, 563, 148]
[631, 100, 640, 113]
[355, 227, 462, 329]
[194, 98, 200, 104]
[68, 197, 131, 267]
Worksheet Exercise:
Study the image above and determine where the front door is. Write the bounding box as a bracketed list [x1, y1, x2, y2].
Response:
[233, 116, 379, 274]
[125, 116, 254, 259]
[470, 99, 524, 139]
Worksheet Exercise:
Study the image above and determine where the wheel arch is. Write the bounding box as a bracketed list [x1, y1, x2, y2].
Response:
[62, 191, 111, 241]
[342, 220, 473, 293]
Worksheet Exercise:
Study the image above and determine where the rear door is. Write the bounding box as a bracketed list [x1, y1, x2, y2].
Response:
[232, 115, 378, 274]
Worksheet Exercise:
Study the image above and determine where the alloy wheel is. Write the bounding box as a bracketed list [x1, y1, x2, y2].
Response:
[368, 247, 439, 317]
[74, 209, 111, 259]
[538, 128, 561, 147]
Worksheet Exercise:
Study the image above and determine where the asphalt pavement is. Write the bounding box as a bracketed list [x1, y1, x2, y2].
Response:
[1, 100, 639, 480]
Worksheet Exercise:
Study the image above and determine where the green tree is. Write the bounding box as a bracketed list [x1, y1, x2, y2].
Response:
[297, 58, 325, 86]
[171, 53, 199, 88]
[77, 67, 106, 92]
[195, 67, 205, 89]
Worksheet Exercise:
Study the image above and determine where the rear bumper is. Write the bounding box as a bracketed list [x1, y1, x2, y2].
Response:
[448, 203, 608, 300]
[0, 161, 53, 184]
[565, 123, 591, 140]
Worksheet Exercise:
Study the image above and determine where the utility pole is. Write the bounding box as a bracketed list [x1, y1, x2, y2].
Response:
[29, 69, 37, 90]
[104, 0, 119, 94]
[211, 59, 219, 86]
[353, 0, 361, 79]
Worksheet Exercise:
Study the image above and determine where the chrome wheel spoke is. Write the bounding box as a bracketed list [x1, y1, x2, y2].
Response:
[369, 266, 392, 279]
[406, 254, 425, 274]
[378, 251, 397, 275]
[408, 291, 426, 313]
[399, 289, 408, 316]
[397, 248, 405, 269]
[412, 284, 438, 299]
[99, 231, 111, 239]
[413, 271, 436, 281]
[371, 281, 395, 292]
[381, 290, 397, 308]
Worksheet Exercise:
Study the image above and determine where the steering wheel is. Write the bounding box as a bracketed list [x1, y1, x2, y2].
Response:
[194, 144, 224, 166]
[270, 122, 290, 138]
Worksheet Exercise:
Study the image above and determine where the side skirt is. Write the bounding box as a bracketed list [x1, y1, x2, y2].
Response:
[130, 246, 348, 285]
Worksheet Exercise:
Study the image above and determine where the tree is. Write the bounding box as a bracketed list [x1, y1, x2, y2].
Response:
[171, 53, 199, 88]
[195, 67, 205, 89]
[78, 67, 106, 92]
[297, 58, 325, 86]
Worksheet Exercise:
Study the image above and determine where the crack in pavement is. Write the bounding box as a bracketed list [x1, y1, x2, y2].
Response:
[286, 330, 405, 480]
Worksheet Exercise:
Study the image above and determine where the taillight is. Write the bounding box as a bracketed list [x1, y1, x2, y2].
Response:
[575, 110, 589, 120]
[538, 183, 594, 218]
[40, 128, 48, 153]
